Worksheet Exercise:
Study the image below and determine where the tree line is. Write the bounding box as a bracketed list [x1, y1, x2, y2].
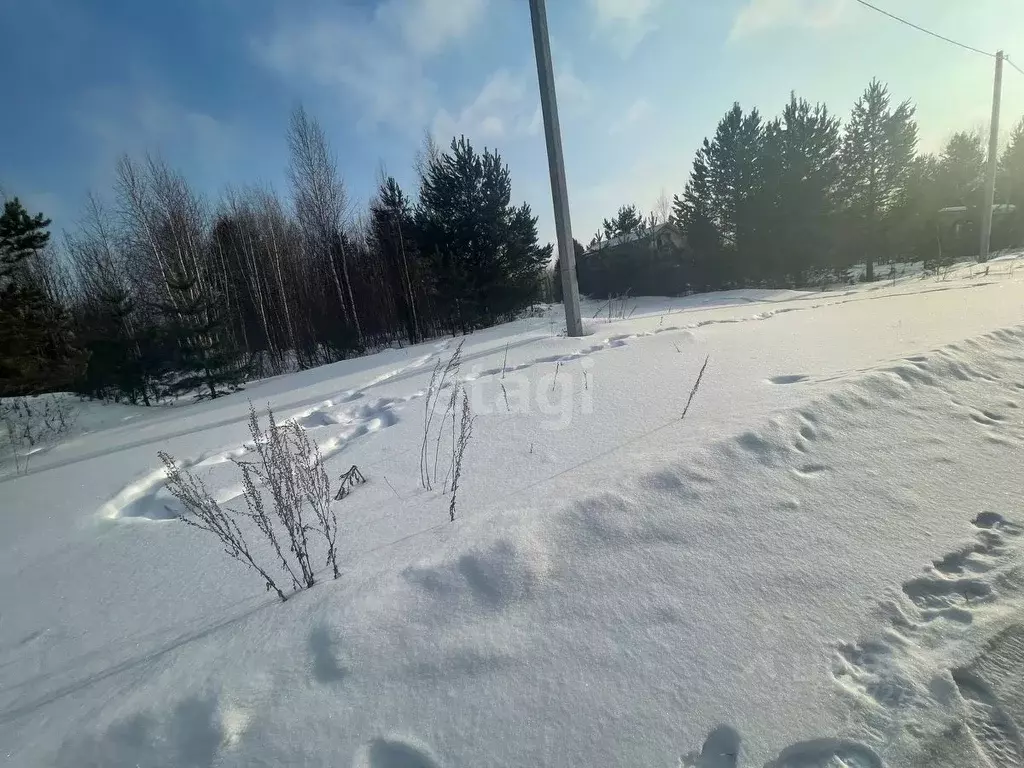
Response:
[588, 79, 1024, 297]
[0, 107, 551, 401]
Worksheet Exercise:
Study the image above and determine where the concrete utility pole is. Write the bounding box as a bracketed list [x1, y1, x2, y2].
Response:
[528, 0, 584, 336]
[980, 50, 1004, 263]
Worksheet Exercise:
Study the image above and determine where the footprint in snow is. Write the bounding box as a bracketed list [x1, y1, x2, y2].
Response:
[969, 409, 1006, 427]
[763, 738, 882, 768]
[830, 511, 1024, 747]
[681, 727, 881, 768]
[768, 374, 809, 385]
[354, 737, 441, 768]
[680, 725, 740, 767]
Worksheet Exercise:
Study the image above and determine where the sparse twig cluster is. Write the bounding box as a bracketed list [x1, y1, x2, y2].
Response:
[681, 356, 710, 421]
[448, 389, 474, 523]
[0, 394, 78, 473]
[420, 341, 463, 491]
[335, 465, 366, 500]
[592, 291, 637, 322]
[160, 403, 344, 600]
[418, 342, 475, 520]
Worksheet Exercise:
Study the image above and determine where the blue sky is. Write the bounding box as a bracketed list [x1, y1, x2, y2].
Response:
[2, 0, 1024, 244]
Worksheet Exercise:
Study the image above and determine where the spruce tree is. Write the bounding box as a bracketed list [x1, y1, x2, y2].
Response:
[371, 176, 421, 344]
[760, 95, 842, 285]
[889, 154, 945, 266]
[417, 136, 548, 331]
[673, 140, 722, 291]
[157, 268, 245, 400]
[704, 104, 765, 285]
[0, 199, 84, 395]
[938, 132, 985, 207]
[1000, 118, 1024, 246]
[840, 80, 918, 280]
[602, 205, 644, 239]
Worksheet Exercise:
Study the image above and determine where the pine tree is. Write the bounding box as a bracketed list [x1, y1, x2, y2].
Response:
[157, 268, 245, 400]
[690, 104, 765, 285]
[889, 154, 945, 266]
[602, 205, 644, 239]
[998, 118, 1024, 246]
[552, 239, 585, 303]
[417, 136, 548, 331]
[673, 140, 722, 291]
[762, 95, 842, 285]
[938, 131, 985, 207]
[75, 288, 166, 404]
[840, 80, 918, 281]
[371, 176, 421, 344]
[0, 199, 84, 395]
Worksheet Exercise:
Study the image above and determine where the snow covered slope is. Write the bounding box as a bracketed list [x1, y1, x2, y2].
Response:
[3, 259, 1024, 767]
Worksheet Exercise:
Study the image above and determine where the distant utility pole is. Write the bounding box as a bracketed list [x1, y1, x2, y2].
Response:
[980, 50, 1004, 262]
[528, 0, 583, 337]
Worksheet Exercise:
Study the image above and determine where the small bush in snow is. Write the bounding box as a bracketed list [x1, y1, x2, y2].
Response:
[160, 403, 342, 600]
[334, 465, 366, 501]
[0, 394, 78, 473]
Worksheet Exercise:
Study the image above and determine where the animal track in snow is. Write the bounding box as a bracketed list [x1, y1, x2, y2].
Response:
[101, 395, 409, 522]
[830, 510, 1024, 756]
[902, 575, 993, 614]
[895, 512, 1021, 622]
[464, 326, 687, 381]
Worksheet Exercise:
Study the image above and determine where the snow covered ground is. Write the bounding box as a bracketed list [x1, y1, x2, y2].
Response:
[3, 257, 1024, 767]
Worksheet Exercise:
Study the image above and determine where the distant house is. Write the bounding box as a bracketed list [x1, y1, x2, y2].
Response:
[585, 221, 687, 257]
[578, 222, 690, 297]
[935, 204, 1017, 259]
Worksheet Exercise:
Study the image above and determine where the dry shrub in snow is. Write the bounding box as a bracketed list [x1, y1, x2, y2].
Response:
[334, 465, 366, 500]
[160, 403, 342, 600]
[420, 341, 463, 491]
[681, 356, 710, 421]
[0, 394, 78, 473]
[418, 342, 475, 521]
[448, 388, 474, 522]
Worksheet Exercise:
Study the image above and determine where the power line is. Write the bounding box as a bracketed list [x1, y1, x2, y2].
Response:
[1008, 56, 1024, 78]
[851, 0, 995, 59]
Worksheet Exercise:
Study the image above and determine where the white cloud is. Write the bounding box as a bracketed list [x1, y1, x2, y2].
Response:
[555, 68, 592, 107]
[72, 86, 239, 194]
[432, 64, 592, 146]
[609, 98, 652, 135]
[433, 70, 527, 141]
[377, 0, 487, 56]
[254, 0, 488, 134]
[588, 0, 666, 56]
[729, 0, 849, 41]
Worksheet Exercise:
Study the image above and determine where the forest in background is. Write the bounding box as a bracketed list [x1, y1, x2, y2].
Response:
[1, 108, 551, 402]
[569, 79, 1024, 299]
[4, 79, 1024, 403]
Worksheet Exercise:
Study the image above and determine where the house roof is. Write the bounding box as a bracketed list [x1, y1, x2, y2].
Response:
[585, 221, 681, 255]
[938, 204, 1017, 214]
